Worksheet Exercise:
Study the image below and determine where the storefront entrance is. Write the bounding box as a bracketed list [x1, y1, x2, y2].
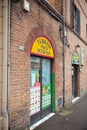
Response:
[72, 51, 80, 99]
[30, 56, 52, 125]
[30, 36, 55, 125]
[72, 65, 79, 98]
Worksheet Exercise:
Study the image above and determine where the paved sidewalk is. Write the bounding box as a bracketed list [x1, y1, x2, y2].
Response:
[34, 94, 87, 130]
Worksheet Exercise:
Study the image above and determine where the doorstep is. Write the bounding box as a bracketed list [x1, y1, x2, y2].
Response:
[72, 97, 80, 103]
[30, 113, 55, 130]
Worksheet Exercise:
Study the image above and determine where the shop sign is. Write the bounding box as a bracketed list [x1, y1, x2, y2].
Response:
[72, 51, 79, 64]
[31, 36, 54, 58]
[81, 48, 85, 65]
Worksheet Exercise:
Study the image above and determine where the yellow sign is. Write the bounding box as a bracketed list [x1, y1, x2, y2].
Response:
[31, 36, 54, 58]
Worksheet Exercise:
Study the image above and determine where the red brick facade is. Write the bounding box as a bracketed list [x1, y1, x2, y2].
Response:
[9, 0, 87, 130]
[47, 0, 63, 14]
[10, 1, 63, 129]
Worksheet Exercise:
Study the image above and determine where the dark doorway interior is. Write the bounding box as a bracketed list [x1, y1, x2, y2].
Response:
[72, 65, 79, 98]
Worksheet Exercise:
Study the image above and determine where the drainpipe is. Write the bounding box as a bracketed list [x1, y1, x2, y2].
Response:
[2, 0, 8, 129]
[62, 0, 67, 108]
[62, 24, 66, 108]
[7, 0, 11, 129]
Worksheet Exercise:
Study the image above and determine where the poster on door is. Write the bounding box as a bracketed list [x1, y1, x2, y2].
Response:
[30, 86, 40, 116]
[30, 70, 40, 116]
[42, 83, 51, 109]
[42, 59, 51, 109]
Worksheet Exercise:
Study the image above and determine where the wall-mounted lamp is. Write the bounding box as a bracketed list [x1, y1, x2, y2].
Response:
[75, 44, 80, 51]
[75, 44, 80, 49]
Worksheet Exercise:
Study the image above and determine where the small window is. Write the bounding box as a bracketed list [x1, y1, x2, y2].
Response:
[71, 1, 81, 35]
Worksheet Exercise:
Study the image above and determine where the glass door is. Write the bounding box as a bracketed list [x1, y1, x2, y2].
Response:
[30, 57, 52, 125]
[41, 58, 51, 117]
[30, 57, 41, 125]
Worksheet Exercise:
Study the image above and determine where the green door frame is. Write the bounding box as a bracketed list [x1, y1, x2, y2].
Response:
[51, 73, 56, 112]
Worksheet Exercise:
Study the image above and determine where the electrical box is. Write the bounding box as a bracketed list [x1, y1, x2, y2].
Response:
[23, 0, 29, 12]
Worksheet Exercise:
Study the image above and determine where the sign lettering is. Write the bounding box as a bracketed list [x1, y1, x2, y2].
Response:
[31, 36, 54, 58]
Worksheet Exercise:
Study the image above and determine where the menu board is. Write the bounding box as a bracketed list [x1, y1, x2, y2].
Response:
[30, 85, 40, 116]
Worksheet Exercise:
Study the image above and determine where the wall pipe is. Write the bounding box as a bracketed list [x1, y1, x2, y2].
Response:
[62, 0, 68, 108]
[7, 0, 11, 129]
[62, 24, 66, 108]
[2, 0, 8, 129]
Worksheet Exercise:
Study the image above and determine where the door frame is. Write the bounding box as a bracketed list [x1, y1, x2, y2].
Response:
[30, 56, 56, 125]
[72, 64, 80, 98]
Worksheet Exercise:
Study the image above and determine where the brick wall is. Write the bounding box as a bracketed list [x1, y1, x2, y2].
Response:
[77, 0, 87, 42]
[10, 2, 30, 130]
[47, 0, 63, 14]
[47, 0, 87, 104]
[65, 27, 87, 102]
[10, 0, 87, 129]
[10, 0, 63, 129]
[64, 0, 87, 102]
[66, 0, 87, 42]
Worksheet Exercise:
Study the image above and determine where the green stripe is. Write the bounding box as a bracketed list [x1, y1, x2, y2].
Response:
[51, 73, 56, 112]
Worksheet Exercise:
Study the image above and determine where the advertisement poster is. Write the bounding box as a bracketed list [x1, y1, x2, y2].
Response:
[42, 59, 51, 110]
[42, 83, 51, 109]
[30, 70, 40, 116]
[30, 85, 40, 116]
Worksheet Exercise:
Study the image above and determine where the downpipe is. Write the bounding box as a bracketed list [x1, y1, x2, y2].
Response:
[2, 0, 8, 129]
[7, 0, 11, 129]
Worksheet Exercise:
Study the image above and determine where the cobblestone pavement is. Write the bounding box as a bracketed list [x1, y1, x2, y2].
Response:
[34, 94, 87, 130]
